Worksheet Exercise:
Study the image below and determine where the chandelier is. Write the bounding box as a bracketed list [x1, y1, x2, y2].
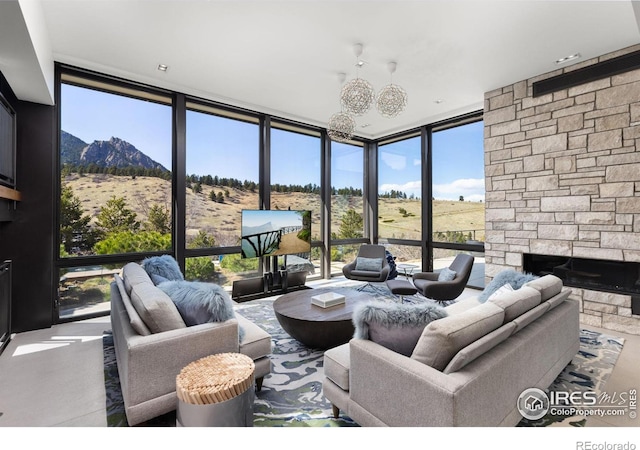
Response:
[328, 72, 356, 143]
[340, 44, 375, 116]
[327, 45, 409, 141]
[376, 62, 408, 118]
[327, 112, 356, 143]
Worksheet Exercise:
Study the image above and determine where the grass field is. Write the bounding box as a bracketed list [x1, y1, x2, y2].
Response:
[64, 174, 485, 244]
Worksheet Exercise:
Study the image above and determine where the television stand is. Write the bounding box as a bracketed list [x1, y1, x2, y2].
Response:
[231, 269, 308, 303]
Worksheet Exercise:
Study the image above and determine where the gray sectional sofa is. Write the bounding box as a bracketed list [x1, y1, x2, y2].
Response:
[322, 274, 580, 427]
[110, 262, 272, 426]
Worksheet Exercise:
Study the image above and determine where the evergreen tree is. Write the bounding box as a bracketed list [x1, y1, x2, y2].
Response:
[146, 204, 171, 234]
[59, 184, 95, 254]
[338, 208, 363, 239]
[95, 196, 140, 235]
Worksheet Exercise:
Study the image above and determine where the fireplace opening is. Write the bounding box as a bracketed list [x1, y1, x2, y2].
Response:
[523, 253, 640, 315]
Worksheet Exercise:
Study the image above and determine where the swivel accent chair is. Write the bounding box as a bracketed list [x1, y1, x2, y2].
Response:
[342, 244, 391, 292]
[412, 254, 474, 302]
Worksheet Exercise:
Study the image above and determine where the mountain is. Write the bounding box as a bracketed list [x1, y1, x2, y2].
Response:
[60, 130, 87, 166]
[60, 130, 168, 172]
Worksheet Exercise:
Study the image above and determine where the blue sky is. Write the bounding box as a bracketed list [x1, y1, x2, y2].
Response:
[62, 84, 484, 201]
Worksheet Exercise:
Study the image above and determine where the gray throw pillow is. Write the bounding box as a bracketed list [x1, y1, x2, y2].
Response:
[352, 301, 448, 356]
[438, 267, 457, 281]
[355, 257, 383, 271]
[157, 280, 235, 326]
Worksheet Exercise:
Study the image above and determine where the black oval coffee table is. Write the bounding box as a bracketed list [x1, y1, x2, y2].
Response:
[273, 286, 373, 349]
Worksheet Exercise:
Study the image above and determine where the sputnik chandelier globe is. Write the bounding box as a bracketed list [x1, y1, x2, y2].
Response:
[328, 72, 356, 143]
[340, 44, 375, 116]
[327, 44, 409, 141]
[376, 62, 408, 118]
[327, 112, 356, 143]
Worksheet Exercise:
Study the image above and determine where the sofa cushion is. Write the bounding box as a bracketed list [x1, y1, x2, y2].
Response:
[355, 257, 382, 271]
[523, 275, 563, 301]
[353, 301, 448, 357]
[512, 301, 551, 332]
[236, 313, 272, 360]
[487, 283, 513, 301]
[114, 274, 151, 336]
[122, 262, 153, 296]
[444, 296, 481, 315]
[411, 302, 505, 371]
[129, 282, 186, 333]
[141, 255, 184, 282]
[157, 280, 236, 326]
[478, 269, 538, 303]
[489, 285, 541, 323]
[324, 343, 351, 391]
[443, 321, 517, 374]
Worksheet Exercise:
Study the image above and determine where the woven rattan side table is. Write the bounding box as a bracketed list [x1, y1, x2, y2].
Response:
[176, 352, 255, 427]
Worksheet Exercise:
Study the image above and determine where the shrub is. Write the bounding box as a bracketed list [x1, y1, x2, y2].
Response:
[94, 231, 171, 254]
[185, 257, 216, 282]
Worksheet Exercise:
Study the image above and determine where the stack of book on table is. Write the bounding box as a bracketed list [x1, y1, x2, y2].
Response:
[311, 292, 346, 308]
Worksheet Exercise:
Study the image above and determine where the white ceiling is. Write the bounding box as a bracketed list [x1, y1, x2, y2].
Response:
[2, 0, 640, 139]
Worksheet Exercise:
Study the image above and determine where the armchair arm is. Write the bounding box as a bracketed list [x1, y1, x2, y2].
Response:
[349, 339, 465, 427]
[412, 271, 439, 281]
[123, 320, 240, 403]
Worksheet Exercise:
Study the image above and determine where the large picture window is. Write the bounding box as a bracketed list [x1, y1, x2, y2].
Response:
[377, 134, 422, 264]
[330, 140, 364, 275]
[58, 73, 173, 318]
[432, 119, 485, 288]
[185, 103, 260, 286]
[270, 124, 322, 276]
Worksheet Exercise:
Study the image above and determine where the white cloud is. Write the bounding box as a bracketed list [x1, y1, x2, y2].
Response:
[433, 178, 485, 201]
[380, 180, 421, 197]
[381, 152, 406, 170]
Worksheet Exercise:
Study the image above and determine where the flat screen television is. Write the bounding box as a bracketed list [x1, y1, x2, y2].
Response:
[0, 93, 16, 188]
[241, 209, 311, 259]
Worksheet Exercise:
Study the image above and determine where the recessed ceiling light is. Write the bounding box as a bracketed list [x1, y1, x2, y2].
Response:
[434, 99, 444, 104]
[555, 53, 581, 65]
[157, 64, 168, 72]
[361, 123, 371, 128]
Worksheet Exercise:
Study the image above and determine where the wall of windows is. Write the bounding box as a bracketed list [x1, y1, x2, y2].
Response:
[54, 64, 485, 322]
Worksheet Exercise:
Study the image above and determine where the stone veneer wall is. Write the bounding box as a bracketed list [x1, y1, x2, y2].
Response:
[484, 44, 640, 335]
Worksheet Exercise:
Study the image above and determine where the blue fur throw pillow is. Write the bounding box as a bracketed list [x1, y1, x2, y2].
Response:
[352, 301, 448, 356]
[478, 269, 539, 303]
[142, 255, 184, 281]
[157, 280, 235, 326]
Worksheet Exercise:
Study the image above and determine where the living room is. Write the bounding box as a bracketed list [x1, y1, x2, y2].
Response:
[1, 0, 640, 446]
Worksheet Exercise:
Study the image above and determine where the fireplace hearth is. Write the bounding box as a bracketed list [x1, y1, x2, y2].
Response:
[523, 254, 640, 315]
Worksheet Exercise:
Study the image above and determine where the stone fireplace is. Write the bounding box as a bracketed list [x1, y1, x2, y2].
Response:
[484, 44, 640, 335]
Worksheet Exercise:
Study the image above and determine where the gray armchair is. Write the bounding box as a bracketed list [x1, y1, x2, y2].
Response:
[412, 254, 474, 301]
[342, 244, 391, 291]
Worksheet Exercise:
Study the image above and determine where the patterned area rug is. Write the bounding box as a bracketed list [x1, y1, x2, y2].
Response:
[103, 287, 624, 427]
